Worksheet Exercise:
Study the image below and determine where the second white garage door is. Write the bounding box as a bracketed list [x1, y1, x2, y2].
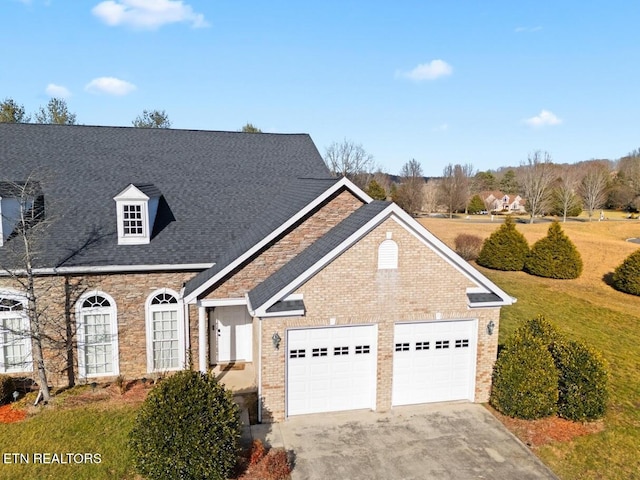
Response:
[392, 320, 477, 406]
[287, 325, 377, 416]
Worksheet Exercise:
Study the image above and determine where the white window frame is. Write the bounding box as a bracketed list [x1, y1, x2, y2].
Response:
[145, 288, 185, 373]
[0, 290, 32, 373]
[114, 185, 150, 245]
[76, 291, 119, 378]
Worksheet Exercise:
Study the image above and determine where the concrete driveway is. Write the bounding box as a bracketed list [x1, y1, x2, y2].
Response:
[250, 402, 558, 480]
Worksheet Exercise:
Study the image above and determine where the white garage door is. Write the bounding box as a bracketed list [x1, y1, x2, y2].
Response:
[287, 325, 377, 416]
[392, 320, 477, 406]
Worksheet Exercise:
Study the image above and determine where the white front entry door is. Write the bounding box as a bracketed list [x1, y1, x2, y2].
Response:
[392, 320, 477, 406]
[287, 325, 377, 416]
[214, 305, 253, 363]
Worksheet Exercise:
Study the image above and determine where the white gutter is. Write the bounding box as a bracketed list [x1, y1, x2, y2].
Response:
[0, 263, 214, 276]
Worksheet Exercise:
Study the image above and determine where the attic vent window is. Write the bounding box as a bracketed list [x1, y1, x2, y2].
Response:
[377, 239, 398, 269]
[114, 184, 161, 245]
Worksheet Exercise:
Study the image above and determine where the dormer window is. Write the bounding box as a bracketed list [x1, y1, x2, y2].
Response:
[114, 184, 161, 245]
[0, 180, 43, 247]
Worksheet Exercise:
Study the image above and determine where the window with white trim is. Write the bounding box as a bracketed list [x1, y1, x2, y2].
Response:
[77, 292, 119, 377]
[146, 289, 184, 372]
[378, 239, 398, 269]
[0, 295, 32, 373]
[123, 204, 144, 236]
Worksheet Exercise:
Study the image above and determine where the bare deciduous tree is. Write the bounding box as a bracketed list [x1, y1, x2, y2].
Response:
[393, 159, 425, 214]
[519, 151, 556, 223]
[579, 163, 610, 221]
[323, 139, 375, 189]
[422, 179, 440, 214]
[553, 166, 582, 222]
[438, 163, 474, 218]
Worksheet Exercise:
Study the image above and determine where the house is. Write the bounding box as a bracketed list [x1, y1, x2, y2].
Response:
[483, 191, 526, 213]
[0, 124, 514, 421]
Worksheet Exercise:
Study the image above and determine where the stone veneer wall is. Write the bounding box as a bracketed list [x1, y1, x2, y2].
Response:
[204, 189, 363, 299]
[0, 271, 199, 387]
[259, 217, 503, 422]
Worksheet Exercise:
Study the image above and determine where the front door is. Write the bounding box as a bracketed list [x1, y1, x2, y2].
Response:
[214, 305, 253, 363]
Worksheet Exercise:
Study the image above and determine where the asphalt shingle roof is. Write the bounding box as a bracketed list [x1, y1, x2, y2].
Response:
[0, 123, 331, 269]
[248, 201, 391, 310]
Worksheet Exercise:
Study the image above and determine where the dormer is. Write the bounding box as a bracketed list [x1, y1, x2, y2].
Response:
[114, 184, 161, 245]
[0, 181, 41, 247]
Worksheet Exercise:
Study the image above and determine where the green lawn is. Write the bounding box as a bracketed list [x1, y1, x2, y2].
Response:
[0, 403, 138, 480]
[484, 268, 640, 479]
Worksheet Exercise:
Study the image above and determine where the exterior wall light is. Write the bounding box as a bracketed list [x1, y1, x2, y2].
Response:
[487, 320, 495, 336]
[272, 332, 281, 350]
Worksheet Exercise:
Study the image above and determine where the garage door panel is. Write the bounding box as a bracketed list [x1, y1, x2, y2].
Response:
[392, 321, 477, 407]
[287, 325, 377, 416]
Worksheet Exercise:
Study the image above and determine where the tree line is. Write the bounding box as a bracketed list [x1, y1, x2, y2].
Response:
[324, 139, 640, 222]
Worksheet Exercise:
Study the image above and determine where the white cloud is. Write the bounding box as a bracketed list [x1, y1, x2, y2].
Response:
[396, 60, 453, 81]
[524, 110, 562, 127]
[92, 0, 209, 30]
[45, 83, 71, 98]
[85, 77, 137, 96]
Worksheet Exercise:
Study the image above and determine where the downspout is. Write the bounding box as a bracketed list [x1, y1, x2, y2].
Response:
[198, 303, 207, 373]
[246, 293, 263, 424]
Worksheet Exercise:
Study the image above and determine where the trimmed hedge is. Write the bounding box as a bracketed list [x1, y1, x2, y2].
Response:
[612, 248, 640, 296]
[493, 315, 609, 422]
[129, 370, 241, 480]
[0, 375, 15, 405]
[490, 334, 559, 419]
[551, 340, 609, 421]
[525, 221, 583, 279]
[477, 216, 529, 271]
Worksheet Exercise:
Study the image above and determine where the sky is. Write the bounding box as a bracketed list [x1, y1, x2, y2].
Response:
[3, 0, 640, 176]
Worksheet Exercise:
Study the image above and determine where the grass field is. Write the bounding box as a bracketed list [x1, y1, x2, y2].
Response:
[0, 216, 638, 479]
[420, 216, 640, 480]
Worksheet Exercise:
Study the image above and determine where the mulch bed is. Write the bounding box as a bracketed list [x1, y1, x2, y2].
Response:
[487, 405, 605, 448]
[0, 404, 27, 423]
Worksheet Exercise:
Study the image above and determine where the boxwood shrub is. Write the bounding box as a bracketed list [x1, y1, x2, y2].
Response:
[551, 340, 609, 421]
[612, 249, 640, 296]
[490, 334, 559, 419]
[129, 370, 241, 480]
[524, 221, 583, 279]
[477, 216, 529, 271]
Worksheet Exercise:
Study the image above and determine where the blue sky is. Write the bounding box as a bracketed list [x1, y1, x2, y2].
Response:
[3, 0, 640, 176]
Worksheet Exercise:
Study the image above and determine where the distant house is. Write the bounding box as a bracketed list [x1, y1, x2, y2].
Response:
[0, 124, 514, 422]
[482, 191, 526, 213]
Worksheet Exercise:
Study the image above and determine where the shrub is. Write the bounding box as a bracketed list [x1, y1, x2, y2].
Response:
[467, 194, 485, 214]
[477, 216, 529, 271]
[612, 249, 640, 296]
[551, 340, 609, 421]
[490, 334, 559, 419]
[248, 449, 292, 480]
[525, 221, 583, 279]
[365, 179, 387, 200]
[249, 439, 267, 466]
[515, 315, 561, 346]
[454, 233, 483, 261]
[0, 375, 15, 405]
[129, 370, 241, 480]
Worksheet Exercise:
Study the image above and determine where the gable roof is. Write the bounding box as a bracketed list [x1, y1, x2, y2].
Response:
[182, 177, 372, 301]
[0, 124, 331, 271]
[247, 201, 515, 316]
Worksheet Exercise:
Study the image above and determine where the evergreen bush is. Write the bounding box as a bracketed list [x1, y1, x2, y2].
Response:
[551, 340, 609, 421]
[515, 315, 561, 346]
[365, 179, 388, 200]
[477, 216, 529, 271]
[467, 194, 485, 214]
[0, 375, 15, 405]
[612, 249, 640, 296]
[454, 233, 483, 261]
[490, 334, 559, 419]
[525, 221, 583, 279]
[129, 370, 241, 480]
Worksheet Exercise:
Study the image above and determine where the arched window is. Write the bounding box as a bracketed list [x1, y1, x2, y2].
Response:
[146, 289, 184, 372]
[378, 239, 398, 269]
[0, 292, 31, 373]
[77, 292, 119, 378]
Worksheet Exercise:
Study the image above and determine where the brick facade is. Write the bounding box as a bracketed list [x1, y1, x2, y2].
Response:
[0, 271, 199, 387]
[258, 217, 502, 422]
